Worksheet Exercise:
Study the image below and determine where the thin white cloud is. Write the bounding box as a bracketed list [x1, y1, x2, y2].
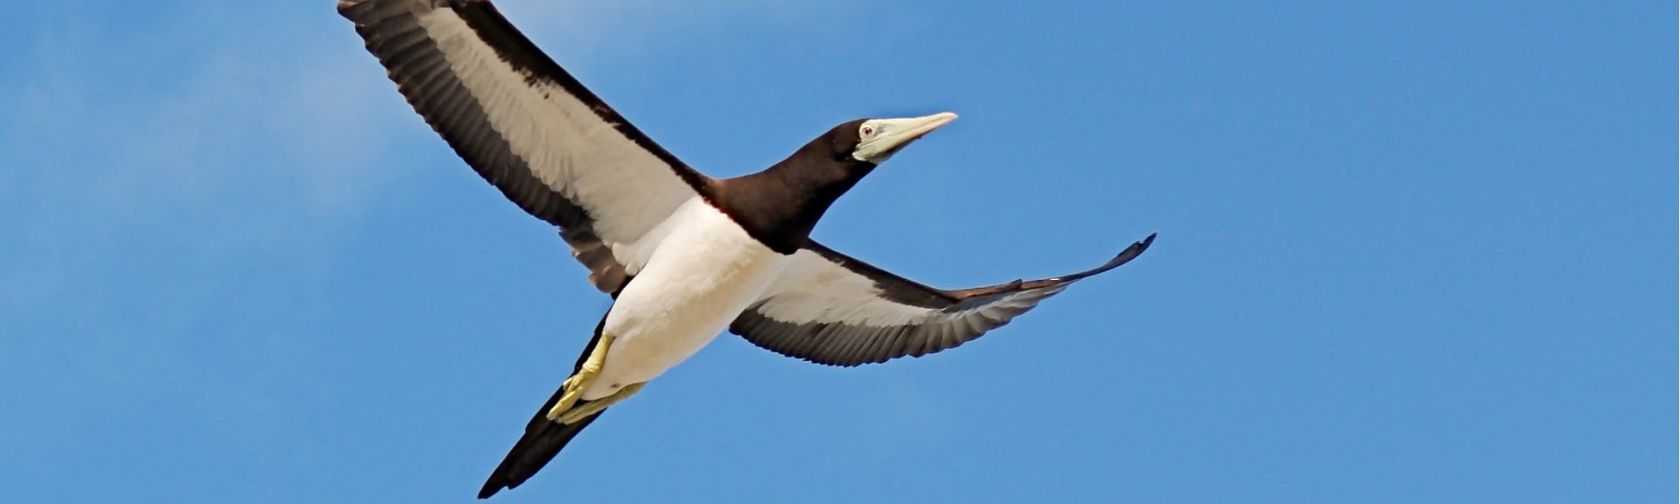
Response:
[0, 0, 835, 318]
[0, 5, 403, 313]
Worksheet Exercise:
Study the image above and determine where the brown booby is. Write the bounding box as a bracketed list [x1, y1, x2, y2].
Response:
[337, 0, 1155, 498]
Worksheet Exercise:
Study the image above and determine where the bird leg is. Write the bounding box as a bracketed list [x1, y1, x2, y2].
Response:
[545, 334, 615, 423]
[557, 382, 645, 424]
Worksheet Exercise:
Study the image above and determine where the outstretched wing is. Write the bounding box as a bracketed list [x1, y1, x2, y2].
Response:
[340, 0, 710, 294]
[730, 234, 1155, 367]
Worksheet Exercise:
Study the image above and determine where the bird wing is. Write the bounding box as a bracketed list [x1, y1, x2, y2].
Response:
[729, 234, 1155, 367]
[340, 0, 709, 294]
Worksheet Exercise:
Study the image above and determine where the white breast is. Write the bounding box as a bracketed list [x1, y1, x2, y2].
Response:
[583, 196, 787, 399]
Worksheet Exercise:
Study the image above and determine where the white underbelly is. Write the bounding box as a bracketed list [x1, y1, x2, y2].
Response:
[583, 196, 786, 399]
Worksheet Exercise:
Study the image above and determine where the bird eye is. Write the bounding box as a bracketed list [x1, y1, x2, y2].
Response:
[860, 124, 876, 138]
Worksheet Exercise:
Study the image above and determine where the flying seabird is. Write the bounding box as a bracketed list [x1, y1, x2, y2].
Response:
[338, 0, 1155, 498]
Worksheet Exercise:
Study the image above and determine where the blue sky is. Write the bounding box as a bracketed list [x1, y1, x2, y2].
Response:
[1, 0, 1672, 502]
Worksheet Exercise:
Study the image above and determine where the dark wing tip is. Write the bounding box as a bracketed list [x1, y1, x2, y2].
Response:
[1125, 232, 1157, 262]
[477, 481, 504, 499]
[335, 0, 381, 19]
[1053, 232, 1157, 282]
[942, 232, 1156, 298]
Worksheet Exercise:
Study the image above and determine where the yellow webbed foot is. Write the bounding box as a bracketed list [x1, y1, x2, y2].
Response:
[557, 382, 646, 424]
[545, 334, 616, 422]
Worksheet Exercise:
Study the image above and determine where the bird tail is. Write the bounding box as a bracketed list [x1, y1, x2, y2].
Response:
[478, 317, 612, 499]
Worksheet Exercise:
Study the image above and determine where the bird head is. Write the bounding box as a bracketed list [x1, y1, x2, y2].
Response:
[836, 112, 959, 165]
[726, 111, 960, 252]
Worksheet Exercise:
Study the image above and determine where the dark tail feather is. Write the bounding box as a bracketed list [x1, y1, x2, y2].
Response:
[478, 315, 612, 499]
[477, 392, 608, 498]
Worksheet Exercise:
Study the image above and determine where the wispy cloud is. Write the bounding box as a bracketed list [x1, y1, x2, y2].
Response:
[0, 0, 834, 321]
[0, 4, 403, 314]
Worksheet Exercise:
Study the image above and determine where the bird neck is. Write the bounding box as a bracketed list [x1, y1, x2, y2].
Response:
[711, 155, 873, 254]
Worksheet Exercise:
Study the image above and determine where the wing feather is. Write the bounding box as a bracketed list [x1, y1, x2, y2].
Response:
[730, 234, 1155, 366]
[340, 0, 708, 294]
